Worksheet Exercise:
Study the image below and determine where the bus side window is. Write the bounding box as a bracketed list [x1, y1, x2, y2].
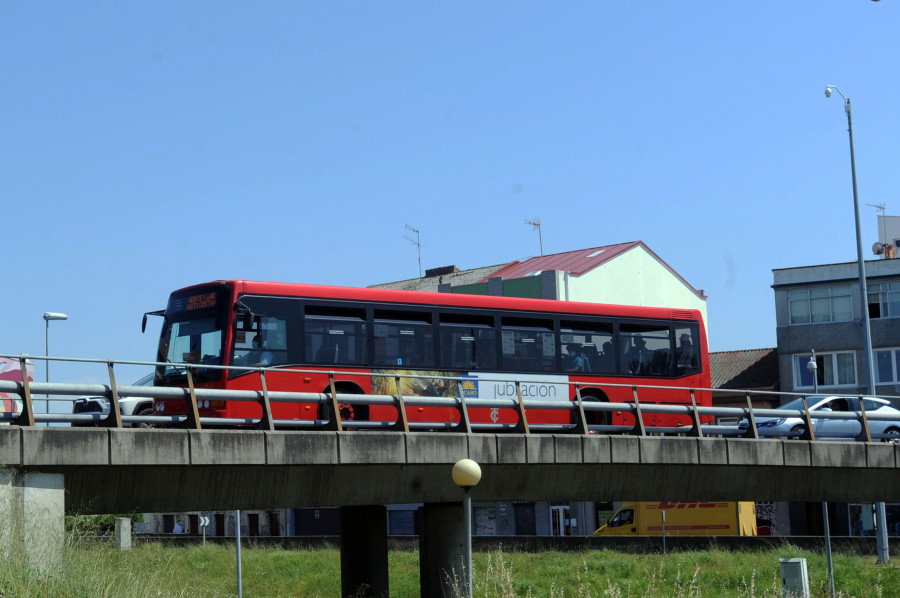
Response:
[621, 326, 672, 376]
[373, 310, 434, 368]
[560, 321, 615, 374]
[501, 317, 555, 372]
[675, 326, 700, 374]
[305, 307, 367, 366]
[439, 314, 497, 371]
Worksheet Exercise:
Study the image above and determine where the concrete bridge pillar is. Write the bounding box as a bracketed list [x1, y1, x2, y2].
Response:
[340, 505, 389, 597]
[420, 502, 467, 597]
[0, 471, 65, 574]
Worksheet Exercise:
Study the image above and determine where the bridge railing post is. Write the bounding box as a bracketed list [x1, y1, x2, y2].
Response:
[101, 361, 124, 428]
[512, 381, 530, 434]
[686, 388, 702, 438]
[183, 368, 202, 430]
[856, 395, 872, 442]
[799, 397, 815, 441]
[255, 369, 275, 431]
[629, 386, 647, 436]
[743, 392, 759, 440]
[456, 377, 473, 434]
[323, 372, 344, 432]
[389, 375, 410, 432]
[571, 384, 589, 435]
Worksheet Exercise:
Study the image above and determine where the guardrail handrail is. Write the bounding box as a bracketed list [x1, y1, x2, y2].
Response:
[2, 353, 899, 442]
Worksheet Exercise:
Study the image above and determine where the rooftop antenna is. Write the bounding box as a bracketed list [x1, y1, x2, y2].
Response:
[867, 203, 886, 245]
[524, 217, 543, 256]
[404, 224, 422, 278]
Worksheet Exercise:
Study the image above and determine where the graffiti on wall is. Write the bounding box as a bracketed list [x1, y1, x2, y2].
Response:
[0, 357, 31, 416]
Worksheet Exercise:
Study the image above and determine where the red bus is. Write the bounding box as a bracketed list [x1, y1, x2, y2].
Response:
[148, 280, 711, 430]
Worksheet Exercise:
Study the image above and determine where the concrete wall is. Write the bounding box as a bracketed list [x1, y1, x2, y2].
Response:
[564, 247, 709, 332]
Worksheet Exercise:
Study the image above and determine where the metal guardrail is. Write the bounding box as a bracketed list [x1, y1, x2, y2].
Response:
[1, 354, 899, 442]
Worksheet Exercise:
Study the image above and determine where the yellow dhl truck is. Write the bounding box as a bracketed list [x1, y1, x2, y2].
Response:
[594, 501, 757, 536]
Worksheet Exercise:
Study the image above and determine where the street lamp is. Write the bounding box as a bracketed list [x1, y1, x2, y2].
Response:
[452, 458, 482, 598]
[807, 350, 818, 394]
[824, 85, 889, 564]
[42, 312, 68, 422]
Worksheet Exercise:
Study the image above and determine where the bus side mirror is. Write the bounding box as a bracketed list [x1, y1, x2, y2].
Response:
[142, 310, 165, 333]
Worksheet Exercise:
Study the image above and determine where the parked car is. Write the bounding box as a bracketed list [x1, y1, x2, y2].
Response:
[72, 372, 155, 427]
[738, 395, 900, 441]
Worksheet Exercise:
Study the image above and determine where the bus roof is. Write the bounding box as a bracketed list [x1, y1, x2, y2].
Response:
[171, 280, 705, 325]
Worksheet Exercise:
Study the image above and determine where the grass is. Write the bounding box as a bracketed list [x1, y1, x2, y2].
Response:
[0, 536, 897, 597]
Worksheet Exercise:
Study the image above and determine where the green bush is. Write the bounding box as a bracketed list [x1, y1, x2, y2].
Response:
[64, 513, 144, 534]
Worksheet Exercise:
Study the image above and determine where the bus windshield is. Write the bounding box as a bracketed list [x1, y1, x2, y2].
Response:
[157, 285, 229, 384]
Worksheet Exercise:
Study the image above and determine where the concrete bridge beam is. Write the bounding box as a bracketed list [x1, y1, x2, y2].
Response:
[419, 502, 467, 598]
[340, 505, 389, 598]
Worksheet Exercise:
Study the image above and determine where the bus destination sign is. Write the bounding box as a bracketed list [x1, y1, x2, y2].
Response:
[186, 292, 217, 311]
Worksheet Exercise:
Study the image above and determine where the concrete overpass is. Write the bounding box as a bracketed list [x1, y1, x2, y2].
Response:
[2, 427, 898, 511]
[3, 426, 897, 596]
[2, 360, 899, 596]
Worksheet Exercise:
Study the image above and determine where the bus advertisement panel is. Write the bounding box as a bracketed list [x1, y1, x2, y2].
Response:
[0, 357, 32, 420]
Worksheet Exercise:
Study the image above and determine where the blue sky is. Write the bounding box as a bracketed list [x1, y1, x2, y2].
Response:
[3, 1, 899, 386]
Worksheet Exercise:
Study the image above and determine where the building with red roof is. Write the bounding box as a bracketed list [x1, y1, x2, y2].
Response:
[374, 241, 709, 337]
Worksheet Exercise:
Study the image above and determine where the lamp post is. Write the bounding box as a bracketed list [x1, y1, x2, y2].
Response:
[811, 350, 835, 597]
[452, 459, 482, 598]
[824, 86, 877, 394]
[824, 85, 889, 564]
[42, 312, 68, 423]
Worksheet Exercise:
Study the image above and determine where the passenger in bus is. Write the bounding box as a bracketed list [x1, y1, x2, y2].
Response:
[598, 342, 616, 372]
[625, 335, 652, 375]
[315, 342, 339, 364]
[676, 334, 697, 370]
[563, 344, 584, 372]
[239, 335, 274, 367]
[580, 345, 599, 373]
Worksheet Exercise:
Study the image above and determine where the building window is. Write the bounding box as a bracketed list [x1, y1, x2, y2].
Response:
[875, 348, 900, 383]
[788, 287, 852, 325]
[794, 351, 857, 389]
[869, 282, 900, 319]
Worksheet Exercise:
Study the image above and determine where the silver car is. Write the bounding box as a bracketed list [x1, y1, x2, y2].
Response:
[739, 395, 900, 441]
[72, 372, 155, 427]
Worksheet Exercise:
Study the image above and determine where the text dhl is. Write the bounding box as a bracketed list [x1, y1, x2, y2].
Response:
[646, 502, 730, 510]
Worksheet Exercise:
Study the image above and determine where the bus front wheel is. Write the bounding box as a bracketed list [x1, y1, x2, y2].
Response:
[321, 383, 369, 424]
[577, 393, 609, 430]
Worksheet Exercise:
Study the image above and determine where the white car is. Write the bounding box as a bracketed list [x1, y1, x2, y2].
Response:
[739, 395, 900, 441]
[72, 373, 155, 427]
